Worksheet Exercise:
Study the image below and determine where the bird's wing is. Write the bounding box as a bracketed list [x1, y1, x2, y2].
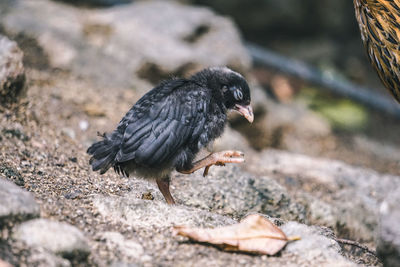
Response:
[117, 79, 188, 126]
[115, 81, 209, 167]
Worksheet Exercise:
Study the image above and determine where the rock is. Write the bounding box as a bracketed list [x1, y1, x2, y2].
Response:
[281, 222, 356, 266]
[1, 229, 71, 267]
[97, 232, 148, 263]
[377, 191, 400, 266]
[1, 0, 251, 88]
[172, 165, 306, 221]
[61, 128, 76, 140]
[78, 120, 89, 131]
[297, 193, 338, 229]
[13, 219, 90, 261]
[23, 248, 71, 267]
[93, 195, 236, 230]
[0, 35, 26, 106]
[0, 177, 40, 227]
[100, 164, 305, 222]
[93, 194, 356, 265]
[246, 149, 400, 242]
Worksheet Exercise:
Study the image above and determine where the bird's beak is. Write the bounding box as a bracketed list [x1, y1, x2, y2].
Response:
[234, 104, 254, 123]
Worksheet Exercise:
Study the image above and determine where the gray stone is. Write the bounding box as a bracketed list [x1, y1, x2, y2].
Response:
[171, 165, 306, 221]
[0, 240, 71, 267]
[13, 219, 90, 260]
[93, 195, 236, 230]
[1, 0, 251, 88]
[0, 35, 25, 106]
[97, 232, 149, 263]
[108, 164, 305, 221]
[24, 248, 71, 267]
[0, 177, 40, 227]
[93, 194, 356, 266]
[246, 149, 400, 242]
[281, 221, 356, 266]
[377, 191, 400, 266]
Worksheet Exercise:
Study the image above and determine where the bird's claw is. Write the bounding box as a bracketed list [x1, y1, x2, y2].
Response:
[223, 150, 245, 158]
[214, 150, 245, 164]
[203, 165, 211, 177]
[202, 150, 245, 177]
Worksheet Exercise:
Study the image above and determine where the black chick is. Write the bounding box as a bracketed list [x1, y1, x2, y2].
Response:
[87, 67, 254, 204]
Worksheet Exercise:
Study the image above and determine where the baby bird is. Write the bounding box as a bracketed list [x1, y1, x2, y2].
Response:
[87, 67, 253, 204]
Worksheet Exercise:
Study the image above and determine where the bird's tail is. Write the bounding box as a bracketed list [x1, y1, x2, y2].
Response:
[87, 133, 120, 174]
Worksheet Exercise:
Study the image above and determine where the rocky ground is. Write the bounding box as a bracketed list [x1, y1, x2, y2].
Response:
[0, 0, 399, 266]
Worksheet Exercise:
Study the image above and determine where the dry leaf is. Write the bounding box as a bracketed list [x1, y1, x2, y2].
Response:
[174, 214, 299, 255]
[0, 259, 12, 267]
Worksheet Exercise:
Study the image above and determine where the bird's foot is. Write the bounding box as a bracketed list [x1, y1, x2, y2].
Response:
[178, 150, 244, 176]
[202, 150, 244, 176]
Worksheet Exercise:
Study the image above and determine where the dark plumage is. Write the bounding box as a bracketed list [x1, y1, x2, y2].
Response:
[87, 67, 253, 204]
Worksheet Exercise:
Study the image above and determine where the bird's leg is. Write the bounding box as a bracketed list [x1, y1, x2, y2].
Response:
[178, 150, 244, 177]
[156, 177, 176, 205]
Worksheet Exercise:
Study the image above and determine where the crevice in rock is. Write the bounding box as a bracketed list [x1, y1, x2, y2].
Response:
[137, 62, 198, 84]
[183, 24, 210, 43]
[12, 33, 50, 70]
[0, 75, 26, 106]
[0, 26, 50, 70]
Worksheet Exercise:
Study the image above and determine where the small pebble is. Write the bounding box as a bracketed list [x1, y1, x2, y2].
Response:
[62, 128, 76, 139]
[141, 192, 154, 200]
[79, 120, 89, 131]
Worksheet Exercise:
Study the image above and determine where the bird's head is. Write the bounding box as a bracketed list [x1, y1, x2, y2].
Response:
[193, 67, 254, 123]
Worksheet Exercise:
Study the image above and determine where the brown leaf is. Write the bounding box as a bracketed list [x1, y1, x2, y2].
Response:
[0, 259, 12, 267]
[174, 214, 298, 255]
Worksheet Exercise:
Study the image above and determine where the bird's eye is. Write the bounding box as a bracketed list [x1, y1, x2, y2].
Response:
[233, 89, 243, 100]
[222, 85, 229, 92]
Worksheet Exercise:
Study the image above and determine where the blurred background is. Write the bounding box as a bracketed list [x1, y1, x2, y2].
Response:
[190, 0, 379, 87]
